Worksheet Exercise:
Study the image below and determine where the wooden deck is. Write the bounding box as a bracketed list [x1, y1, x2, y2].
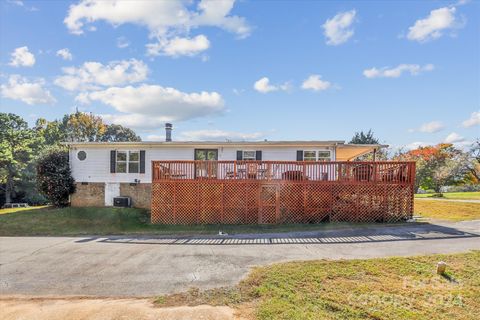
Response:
[151, 161, 415, 224]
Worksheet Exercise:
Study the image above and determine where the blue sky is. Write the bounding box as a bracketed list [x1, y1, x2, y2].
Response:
[0, 0, 478, 149]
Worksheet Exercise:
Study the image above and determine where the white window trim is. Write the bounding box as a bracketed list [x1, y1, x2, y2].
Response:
[303, 150, 317, 161]
[116, 150, 140, 173]
[303, 150, 331, 161]
[128, 151, 140, 173]
[243, 150, 256, 160]
[317, 150, 331, 162]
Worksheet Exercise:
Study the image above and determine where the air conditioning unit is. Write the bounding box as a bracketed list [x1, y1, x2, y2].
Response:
[113, 196, 131, 207]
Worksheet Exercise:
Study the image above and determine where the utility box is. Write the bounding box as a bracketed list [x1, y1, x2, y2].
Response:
[113, 196, 131, 207]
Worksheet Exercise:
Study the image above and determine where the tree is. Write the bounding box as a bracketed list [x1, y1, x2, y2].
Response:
[395, 143, 468, 193]
[349, 129, 379, 144]
[349, 129, 387, 160]
[36, 148, 76, 206]
[34, 118, 65, 145]
[0, 113, 37, 204]
[101, 124, 141, 142]
[465, 139, 480, 184]
[61, 111, 106, 142]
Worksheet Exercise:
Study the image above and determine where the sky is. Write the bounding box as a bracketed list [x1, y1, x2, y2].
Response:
[0, 0, 478, 149]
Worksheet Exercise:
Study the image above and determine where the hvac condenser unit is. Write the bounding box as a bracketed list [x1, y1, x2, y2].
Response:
[113, 197, 131, 207]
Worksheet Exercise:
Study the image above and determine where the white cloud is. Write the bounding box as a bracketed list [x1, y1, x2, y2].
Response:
[54, 59, 148, 91]
[64, 0, 250, 57]
[407, 7, 461, 42]
[253, 77, 290, 93]
[301, 75, 332, 91]
[462, 110, 480, 127]
[363, 64, 434, 78]
[77, 84, 225, 127]
[9, 46, 36, 67]
[117, 36, 130, 49]
[323, 10, 356, 46]
[147, 35, 210, 57]
[1, 75, 56, 105]
[56, 48, 73, 60]
[411, 121, 445, 133]
[444, 132, 465, 144]
[178, 129, 264, 141]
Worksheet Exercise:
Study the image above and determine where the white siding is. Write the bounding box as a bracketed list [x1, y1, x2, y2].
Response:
[70, 145, 336, 183]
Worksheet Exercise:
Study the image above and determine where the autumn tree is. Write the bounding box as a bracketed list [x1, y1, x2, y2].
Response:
[396, 143, 469, 193]
[61, 111, 107, 142]
[465, 139, 480, 184]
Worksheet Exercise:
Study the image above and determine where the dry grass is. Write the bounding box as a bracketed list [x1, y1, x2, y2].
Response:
[0, 206, 49, 215]
[415, 192, 480, 200]
[155, 251, 480, 320]
[414, 199, 480, 221]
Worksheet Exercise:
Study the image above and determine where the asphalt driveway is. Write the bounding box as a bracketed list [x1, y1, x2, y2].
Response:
[1, 220, 479, 297]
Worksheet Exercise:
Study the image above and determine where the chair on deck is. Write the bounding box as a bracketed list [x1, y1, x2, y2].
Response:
[158, 164, 187, 179]
[353, 164, 373, 182]
[381, 164, 408, 182]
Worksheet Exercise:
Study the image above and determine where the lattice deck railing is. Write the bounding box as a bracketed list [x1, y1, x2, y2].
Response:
[151, 161, 415, 224]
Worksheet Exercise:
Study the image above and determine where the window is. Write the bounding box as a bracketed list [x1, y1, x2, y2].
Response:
[317, 151, 331, 162]
[303, 151, 317, 161]
[303, 150, 331, 161]
[116, 151, 127, 173]
[116, 151, 140, 173]
[128, 151, 139, 173]
[243, 150, 256, 160]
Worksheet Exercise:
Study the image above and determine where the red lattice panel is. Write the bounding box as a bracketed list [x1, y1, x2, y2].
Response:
[151, 164, 414, 225]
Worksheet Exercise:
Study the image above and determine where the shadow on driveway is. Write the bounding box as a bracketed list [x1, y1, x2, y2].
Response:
[81, 222, 480, 246]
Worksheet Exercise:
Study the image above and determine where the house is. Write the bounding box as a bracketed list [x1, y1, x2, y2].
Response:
[67, 124, 415, 224]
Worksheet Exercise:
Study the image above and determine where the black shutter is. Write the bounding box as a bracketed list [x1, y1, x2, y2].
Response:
[256, 150, 262, 161]
[140, 150, 146, 174]
[110, 150, 116, 173]
[236, 150, 243, 160]
[296, 150, 303, 161]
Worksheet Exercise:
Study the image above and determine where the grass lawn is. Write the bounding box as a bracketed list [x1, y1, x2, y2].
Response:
[414, 199, 480, 221]
[155, 251, 480, 320]
[0, 206, 396, 236]
[415, 192, 480, 200]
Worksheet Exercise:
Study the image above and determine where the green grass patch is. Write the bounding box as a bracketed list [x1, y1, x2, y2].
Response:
[0, 206, 397, 236]
[415, 192, 480, 200]
[155, 251, 480, 320]
[415, 199, 480, 221]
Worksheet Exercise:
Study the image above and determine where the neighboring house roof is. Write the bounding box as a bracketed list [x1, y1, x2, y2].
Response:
[65, 141, 387, 161]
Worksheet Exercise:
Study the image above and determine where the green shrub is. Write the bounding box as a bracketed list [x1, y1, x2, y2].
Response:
[36, 149, 76, 206]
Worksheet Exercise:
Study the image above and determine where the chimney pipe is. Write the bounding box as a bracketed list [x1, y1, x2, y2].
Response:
[165, 123, 172, 142]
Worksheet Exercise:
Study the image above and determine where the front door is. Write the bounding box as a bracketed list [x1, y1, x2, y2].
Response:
[194, 149, 218, 178]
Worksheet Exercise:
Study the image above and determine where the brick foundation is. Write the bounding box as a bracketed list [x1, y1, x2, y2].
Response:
[70, 183, 105, 207]
[70, 182, 151, 209]
[119, 183, 151, 209]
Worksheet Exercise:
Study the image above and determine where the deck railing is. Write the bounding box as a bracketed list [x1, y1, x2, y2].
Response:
[152, 160, 415, 184]
[151, 160, 416, 224]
